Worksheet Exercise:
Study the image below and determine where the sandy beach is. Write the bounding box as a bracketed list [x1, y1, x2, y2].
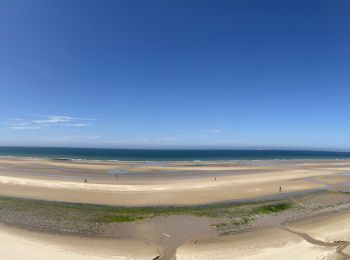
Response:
[0, 158, 349, 206]
[2, 158, 350, 259]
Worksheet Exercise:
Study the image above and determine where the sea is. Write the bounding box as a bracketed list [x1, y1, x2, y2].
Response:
[0, 146, 350, 161]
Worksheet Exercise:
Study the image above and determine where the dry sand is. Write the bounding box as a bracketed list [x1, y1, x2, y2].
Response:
[288, 210, 350, 243]
[176, 227, 337, 260]
[0, 224, 157, 260]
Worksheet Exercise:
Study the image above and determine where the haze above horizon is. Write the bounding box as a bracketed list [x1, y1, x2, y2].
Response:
[0, 1, 349, 150]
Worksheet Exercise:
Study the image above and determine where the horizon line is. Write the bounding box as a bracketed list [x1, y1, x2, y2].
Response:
[0, 145, 350, 153]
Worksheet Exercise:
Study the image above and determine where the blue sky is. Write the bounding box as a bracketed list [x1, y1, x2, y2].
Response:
[0, 0, 349, 150]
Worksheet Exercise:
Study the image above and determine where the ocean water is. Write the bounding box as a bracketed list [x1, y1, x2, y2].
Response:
[0, 146, 350, 161]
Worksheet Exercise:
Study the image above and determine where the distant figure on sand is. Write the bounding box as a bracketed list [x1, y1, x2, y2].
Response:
[115, 174, 118, 181]
[279, 186, 282, 192]
[84, 179, 88, 183]
[215, 177, 217, 181]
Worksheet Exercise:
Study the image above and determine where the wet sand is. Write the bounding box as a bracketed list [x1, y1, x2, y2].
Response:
[0, 158, 350, 206]
[103, 216, 215, 259]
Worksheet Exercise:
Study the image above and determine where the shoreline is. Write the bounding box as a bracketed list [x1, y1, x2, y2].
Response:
[2, 155, 350, 162]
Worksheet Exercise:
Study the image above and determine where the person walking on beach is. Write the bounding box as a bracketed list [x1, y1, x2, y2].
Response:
[279, 186, 282, 192]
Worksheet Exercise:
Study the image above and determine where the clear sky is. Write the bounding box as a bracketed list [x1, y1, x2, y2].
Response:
[0, 0, 349, 150]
